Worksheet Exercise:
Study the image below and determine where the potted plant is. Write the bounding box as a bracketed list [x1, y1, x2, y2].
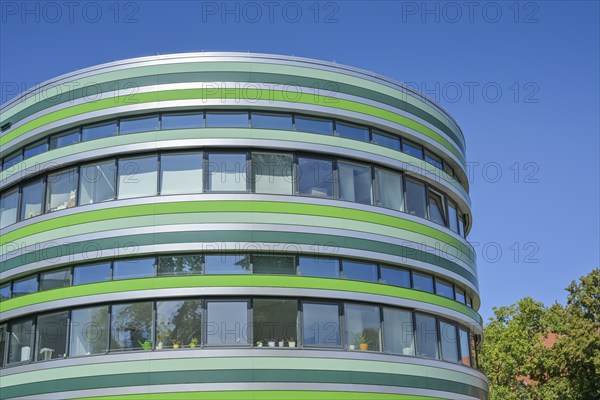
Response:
[189, 338, 198, 348]
[267, 339, 276, 348]
[172, 340, 180, 349]
[256, 340, 264, 347]
[156, 333, 168, 350]
[355, 333, 370, 351]
[278, 339, 285, 347]
[348, 344, 356, 350]
[287, 338, 296, 348]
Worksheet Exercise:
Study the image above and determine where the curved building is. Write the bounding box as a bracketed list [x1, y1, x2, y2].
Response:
[0, 53, 487, 400]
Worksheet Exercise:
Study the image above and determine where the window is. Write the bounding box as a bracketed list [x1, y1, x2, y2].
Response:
[204, 254, 251, 274]
[12, 276, 37, 297]
[383, 308, 414, 355]
[113, 258, 155, 280]
[405, 178, 426, 218]
[252, 153, 293, 195]
[47, 168, 78, 212]
[252, 255, 295, 275]
[470, 335, 478, 368]
[69, 306, 109, 356]
[345, 303, 381, 351]
[73, 263, 112, 285]
[118, 155, 158, 199]
[35, 311, 68, 361]
[119, 115, 159, 134]
[160, 152, 203, 195]
[444, 163, 455, 178]
[372, 131, 400, 151]
[375, 168, 403, 211]
[412, 272, 434, 293]
[110, 302, 153, 351]
[448, 202, 459, 233]
[156, 300, 202, 349]
[336, 122, 369, 142]
[466, 297, 473, 308]
[0, 284, 11, 301]
[205, 112, 248, 128]
[23, 140, 48, 160]
[251, 113, 292, 130]
[0, 325, 5, 367]
[82, 122, 116, 142]
[161, 112, 203, 129]
[415, 314, 438, 359]
[428, 191, 446, 226]
[302, 302, 340, 347]
[455, 288, 466, 304]
[338, 161, 372, 205]
[342, 260, 378, 283]
[3, 152, 22, 170]
[379, 266, 410, 288]
[207, 153, 247, 191]
[440, 321, 459, 362]
[459, 328, 471, 366]
[205, 301, 250, 346]
[8, 319, 34, 364]
[297, 157, 335, 198]
[425, 151, 443, 169]
[253, 299, 298, 347]
[0, 189, 18, 229]
[20, 179, 44, 220]
[39, 268, 71, 291]
[459, 215, 466, 238]
[157, 255, 202, 276]
[402, 140, 424, 159]
[298, 257, 340, 278]
[294, 116, 333, 135]
[50, 130, 80, 149]
[79, 160, 116, 205]
[435, 279, 454, 299]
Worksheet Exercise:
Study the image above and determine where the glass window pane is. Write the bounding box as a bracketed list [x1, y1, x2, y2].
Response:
[455, 288, 466, 304]
[24, 140, 48, 160]
[119, 115, 159, 134]
[372, 131, 400, 151]
[0, 189, 19, 229]
[161, 113, 203, 129]
[298, 157, 334, 198]
[466, 297, 473, 308]
[35, 311, 69, 360]
[338, 161, 372, 205]
[207, 153, 247, 191]
[444, 163, 455, 178]
[3, 152, 23, 170]
[157, 255, 203, 276]
[79, 160, 116, 205]
[302, 302, 340, 347]
[383, 308, 414, 355]
[253, 153, 293, 195]
[252, 255, 295, 275]
[405, 179, 426, 218]
[295, 116, 333, 135]
[8, 320, 34, 364]
[413, 272, 434, 293]
[50, 130, 80, 149]
[375, 169, 403, 211]
[160, 152, 203, 195]
[0, 284, 11, 301]
[415, 314, 438, 359]
[253, 299, 298, 347]
[342, 260, 378, 283]
[440, 321, 459, 362]
[82, 122, 117, 142]
[459, 216, 466, 238]
[39, 268, 70, 291]
[428, 191, 446, 226]
[118, 156, 158, 199]
[425, 151, 443, 169]
[113, 258, 155, 280]
[110, 302, 153, 351]
[47, 168, 78, 212]
[448, 202, 459, 233]
[20, 179, 44, 220]
[403, 140, 424, 159]
[206, 301, 249, 346]
[345, 303, 381, 352]
[204, 254, 251, 274]
[336, 122, 369, 142]
[298, 257, 340, 278]
[156, 300, 202, 349]
[12, 276, 37, 297]
[69, 306, 109, 356]
[380, 266, 410, 288]
[205, 112, 248, 128]
[470, 335, 478, 367]
[251, 113, 292, 130]
[73, 263, 112, 285]
[0, 325, 6, 367]
[436, 279, 454, 299]
[459, 329, 471, 366]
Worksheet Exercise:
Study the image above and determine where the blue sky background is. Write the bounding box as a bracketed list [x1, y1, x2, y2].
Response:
[1, 1, 598, 322]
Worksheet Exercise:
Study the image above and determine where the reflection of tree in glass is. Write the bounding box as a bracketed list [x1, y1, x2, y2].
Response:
[86, 307, 109, 354]
[157, 300, 202, 347]
[252, 153, 293, 184]
[157, 256, 202, 276]
[110, 303, 152, 350]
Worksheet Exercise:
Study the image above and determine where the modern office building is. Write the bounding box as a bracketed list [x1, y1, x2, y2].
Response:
[0, 53, 487, 399]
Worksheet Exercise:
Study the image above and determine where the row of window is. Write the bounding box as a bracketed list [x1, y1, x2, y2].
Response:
[0, 254, 474, 308]
[0, 296, 478, 369]
[0, 110, 462, 186]
[0, 149, 469, 236]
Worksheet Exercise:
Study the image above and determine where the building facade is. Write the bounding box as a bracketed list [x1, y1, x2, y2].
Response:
[0, 53, 488, 400]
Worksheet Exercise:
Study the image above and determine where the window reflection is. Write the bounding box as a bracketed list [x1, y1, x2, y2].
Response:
[298, 157, 334, 197]
[110, 302, 153, 351]
[302, 302, 340, 347]
[205, 301, 249, 346]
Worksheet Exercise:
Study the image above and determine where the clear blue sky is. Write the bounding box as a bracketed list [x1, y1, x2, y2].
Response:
[1, 1, 598, 322]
